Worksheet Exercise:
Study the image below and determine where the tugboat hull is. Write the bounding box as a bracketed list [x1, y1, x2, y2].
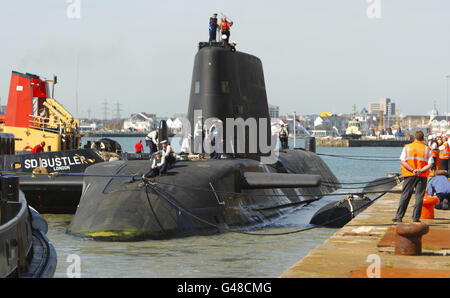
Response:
[0, 149, 103, 213]
[0, 180, 56, 278]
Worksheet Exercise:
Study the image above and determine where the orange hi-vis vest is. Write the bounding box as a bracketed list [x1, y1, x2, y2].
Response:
[439, 142, 450, 159]
[431, 147, 438, 158]
[220, 21, 231, 31]
[429, 142, 441, 170]
[401, 141, 431, 178]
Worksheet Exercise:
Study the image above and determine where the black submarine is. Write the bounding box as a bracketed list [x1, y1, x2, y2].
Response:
[67, 41, 341, 241]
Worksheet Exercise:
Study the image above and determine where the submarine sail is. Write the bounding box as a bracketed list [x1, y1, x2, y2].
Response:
[188, 42, 271, 156]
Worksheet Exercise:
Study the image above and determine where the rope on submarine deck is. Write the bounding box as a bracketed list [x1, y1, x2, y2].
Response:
[0, 170, 402, 198]
[143, 183, 167, 234]
[144, 180, 388, 236]
[0, 169, 400, 236]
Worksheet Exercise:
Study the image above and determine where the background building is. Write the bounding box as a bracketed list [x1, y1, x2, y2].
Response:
[368, 98, 396, 128]
[123, 112, 156, 131]
[269, 104, 279, 120]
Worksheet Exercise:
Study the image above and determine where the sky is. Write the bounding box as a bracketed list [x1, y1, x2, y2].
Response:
[0, 0, 449, 119]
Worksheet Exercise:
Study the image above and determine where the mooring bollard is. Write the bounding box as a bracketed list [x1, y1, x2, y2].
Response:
[420, 196, 439, 220]
[0, 176, 20, 224]
[305, 136, 316, 153]
[394, 223, 429, 255]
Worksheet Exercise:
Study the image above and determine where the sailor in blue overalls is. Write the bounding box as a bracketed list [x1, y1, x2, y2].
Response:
[209, 13, 218, 42]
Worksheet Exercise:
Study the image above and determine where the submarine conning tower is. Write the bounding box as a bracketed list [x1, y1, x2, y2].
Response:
[188, 41, 272, 158]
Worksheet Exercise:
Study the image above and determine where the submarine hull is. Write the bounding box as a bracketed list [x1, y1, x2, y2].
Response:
[68, 149, 340, 241]
[309, 176, 400, 228]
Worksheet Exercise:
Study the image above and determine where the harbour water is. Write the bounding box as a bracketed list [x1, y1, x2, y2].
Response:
[46, 137, 402, 277]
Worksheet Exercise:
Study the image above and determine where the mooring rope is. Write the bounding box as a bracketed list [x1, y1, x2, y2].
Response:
[145, 180, 389, 236]
[0, 170, 401, 197]
[316, 152, 399, 161]
[0, 169, 399, 236]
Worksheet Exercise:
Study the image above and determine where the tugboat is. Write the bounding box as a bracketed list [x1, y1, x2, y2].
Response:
[0, 71, 151, 213]
[67, 41, 342, 241]
[1, 71, 80, 152]
[0, 133, 56, 278]
[342, 118, 363, 139]
[0, 71, 112, 213]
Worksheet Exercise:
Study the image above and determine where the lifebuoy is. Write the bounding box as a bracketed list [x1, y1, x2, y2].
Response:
[23, 146, 32, 151]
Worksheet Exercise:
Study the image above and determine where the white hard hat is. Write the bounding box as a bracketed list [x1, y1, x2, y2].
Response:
[433, 134, 436, 138]
[446, 130, 450, 135]
[221, 34, 228, 40]
[437, 133, 442, 137]
[428, 135, 433, 140]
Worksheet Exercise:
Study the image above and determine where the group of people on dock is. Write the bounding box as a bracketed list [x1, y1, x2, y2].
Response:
[394, 131, 450, 224]
[426, 132, 450, 171]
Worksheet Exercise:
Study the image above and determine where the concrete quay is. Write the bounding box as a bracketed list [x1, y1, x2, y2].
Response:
[280, 184, 450, 278]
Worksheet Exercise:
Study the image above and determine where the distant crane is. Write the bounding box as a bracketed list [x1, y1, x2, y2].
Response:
[395, 107, 400, 127]
[378, 109, 383, 130]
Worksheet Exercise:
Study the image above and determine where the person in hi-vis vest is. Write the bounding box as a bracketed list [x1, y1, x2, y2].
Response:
[439, 132, 450, 171]
[393, 131, 434, 223]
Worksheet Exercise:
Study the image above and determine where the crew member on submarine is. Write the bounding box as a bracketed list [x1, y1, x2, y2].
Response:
[279, 124, 289, 149]
[135, 139, 144, 153]
[194, 116, 205, 158]
[145, 128, 159, 155]
[209, 13, 218, 42]
[143, 151, 167, 178]
[219, 16, 233, 42]
[161, 140, 176, 168]
[230, 41, 237, 52]
[206, 119, 223, 159]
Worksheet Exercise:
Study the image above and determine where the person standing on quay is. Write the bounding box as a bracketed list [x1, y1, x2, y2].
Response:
[429, 135, 440, 171]
[439, 134, 450, 171]
[393, 131, 434, 223]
